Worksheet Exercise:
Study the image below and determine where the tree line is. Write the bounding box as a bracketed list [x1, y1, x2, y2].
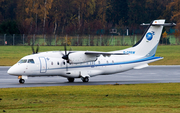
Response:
[0, 0, 179, 35]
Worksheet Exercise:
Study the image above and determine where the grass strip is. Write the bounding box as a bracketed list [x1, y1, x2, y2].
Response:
[0, 83, 180, 113]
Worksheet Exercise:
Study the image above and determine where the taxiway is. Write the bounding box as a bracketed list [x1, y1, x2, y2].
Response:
[0, 66, 180, 88]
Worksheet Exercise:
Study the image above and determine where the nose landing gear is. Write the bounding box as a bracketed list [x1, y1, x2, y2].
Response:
[18, 76, 27, 84]
[19, 79, 25, 84]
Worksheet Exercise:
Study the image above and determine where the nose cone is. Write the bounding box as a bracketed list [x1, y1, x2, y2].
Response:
[7, 66, 16, 75]
[7, 64, 22, 75]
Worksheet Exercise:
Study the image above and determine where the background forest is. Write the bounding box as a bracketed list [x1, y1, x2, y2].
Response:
[0, 0, 179, 35]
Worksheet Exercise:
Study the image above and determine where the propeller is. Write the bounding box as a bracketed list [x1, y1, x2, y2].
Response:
[62, 45, 72, 63]
[60, 44, 73, 71]
[62, 45, 68, 60]
[31, 43, 39, 54]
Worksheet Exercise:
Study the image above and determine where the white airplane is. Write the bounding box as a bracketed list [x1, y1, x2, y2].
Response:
[7, 19, 175, 84]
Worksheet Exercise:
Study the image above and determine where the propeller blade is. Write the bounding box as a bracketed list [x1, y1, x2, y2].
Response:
[61, 60, 68, 71]
[66, 61, 68, 71]
[59, 50, 64, 56]
[64, 44, 67, 55]
[61, 43, 73, 71]
[67, 47, 72, 55]
[62, 43, 69, 60]
[35, 44, 39, 53]
[31, 44, 35, 54]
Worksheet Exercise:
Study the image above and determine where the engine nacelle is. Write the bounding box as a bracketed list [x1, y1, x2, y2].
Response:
[68, 52, 97, 64]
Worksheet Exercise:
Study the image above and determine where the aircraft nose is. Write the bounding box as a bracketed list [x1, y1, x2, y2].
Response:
[7, 65, 20, 75]
[7, 66, 15, 75]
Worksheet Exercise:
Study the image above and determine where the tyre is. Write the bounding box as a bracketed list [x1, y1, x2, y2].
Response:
[68, 78, 75, 82]
[82, 77, 89, 82]
[19, 79, 25, 84]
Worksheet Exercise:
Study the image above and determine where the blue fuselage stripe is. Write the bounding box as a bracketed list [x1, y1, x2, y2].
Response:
[47, 56, 162, 70]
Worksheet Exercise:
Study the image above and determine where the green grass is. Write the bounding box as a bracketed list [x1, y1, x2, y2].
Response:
[17, 35, 142, 46]
[22, 35, 178, 46]
[0, 45, 180, 66]
[151, 45, 180, 65]
[0, 83, 180, 113]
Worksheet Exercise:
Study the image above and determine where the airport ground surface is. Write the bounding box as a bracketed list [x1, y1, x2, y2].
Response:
[1, 66, 180, 88]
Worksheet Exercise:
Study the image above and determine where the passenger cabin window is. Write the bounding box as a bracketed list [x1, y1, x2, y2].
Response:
[18, 59, 27, 63]
[57, 62, 59, 65]
[28, 59, 35, 63]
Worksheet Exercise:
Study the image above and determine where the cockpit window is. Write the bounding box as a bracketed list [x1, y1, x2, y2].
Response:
[18, 59, 27, 63]
[18, 59, 35, 64]
[28, 59, 35, 63]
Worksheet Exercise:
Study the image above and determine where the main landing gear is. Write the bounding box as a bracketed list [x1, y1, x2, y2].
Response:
[67, 78, 75, 82]
[19, 79, 25, 84]
[81, 77, 89, 82]
[67, 77, 89, 82]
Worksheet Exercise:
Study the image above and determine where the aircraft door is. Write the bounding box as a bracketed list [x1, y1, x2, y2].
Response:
[39, 57, 47, 73]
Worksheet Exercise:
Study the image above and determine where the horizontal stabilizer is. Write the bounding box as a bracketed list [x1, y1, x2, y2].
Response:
[141, 23, 176, 26]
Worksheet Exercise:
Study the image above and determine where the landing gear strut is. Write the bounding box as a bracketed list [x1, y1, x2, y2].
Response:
[81, 77, 89, 82]
[68, 78, 75, 82]
[19, 79, 25, 84]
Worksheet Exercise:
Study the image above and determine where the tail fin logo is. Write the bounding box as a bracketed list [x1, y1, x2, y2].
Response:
[146, 31, 155, 41]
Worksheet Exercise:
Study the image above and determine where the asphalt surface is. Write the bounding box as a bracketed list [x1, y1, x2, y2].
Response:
[0, 66, 180, 88]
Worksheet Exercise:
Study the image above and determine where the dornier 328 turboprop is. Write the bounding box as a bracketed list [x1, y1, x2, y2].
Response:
[7, 19, 175, 84]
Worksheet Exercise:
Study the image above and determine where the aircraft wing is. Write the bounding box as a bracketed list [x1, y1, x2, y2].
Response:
[85, 51, 127, 57]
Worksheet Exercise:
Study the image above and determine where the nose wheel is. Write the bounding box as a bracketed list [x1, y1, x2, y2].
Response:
[19, 79, 25, 84]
